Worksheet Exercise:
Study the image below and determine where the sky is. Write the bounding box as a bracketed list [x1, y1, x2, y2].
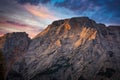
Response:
[0, 0, 120, 38]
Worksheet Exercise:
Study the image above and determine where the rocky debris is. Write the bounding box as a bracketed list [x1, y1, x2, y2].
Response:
[0, 32, 31, 79]
[4, 17, 120, 80]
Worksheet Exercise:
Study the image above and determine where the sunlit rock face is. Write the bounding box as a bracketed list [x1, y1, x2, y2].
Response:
[0, 32, 31, 78]
[6, 17, 120, 80]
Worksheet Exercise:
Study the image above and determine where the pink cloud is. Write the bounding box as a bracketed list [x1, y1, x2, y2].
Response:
[0, 20, 43, 38]
[24, 4, 58, 20]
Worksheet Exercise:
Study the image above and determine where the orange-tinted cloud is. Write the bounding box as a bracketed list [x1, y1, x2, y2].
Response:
[0, 20, 43, 38]
[24, 4, 58, 20]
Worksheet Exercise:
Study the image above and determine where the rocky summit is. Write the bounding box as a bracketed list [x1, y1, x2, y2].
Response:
[1, 17, 120, 80]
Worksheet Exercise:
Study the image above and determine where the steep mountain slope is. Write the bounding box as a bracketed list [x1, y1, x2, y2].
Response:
[0, 50, 6, 80]
[6, 17, 120, 80]
[0, 32, 30, 79]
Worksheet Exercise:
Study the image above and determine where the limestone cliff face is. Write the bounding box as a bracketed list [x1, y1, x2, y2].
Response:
[0, 32, 30, 78]
[6, 17, 120, 80]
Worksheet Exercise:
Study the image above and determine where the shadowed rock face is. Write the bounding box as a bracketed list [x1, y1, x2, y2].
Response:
[3, 17, 120, 80]
[0, 32, 30, 79]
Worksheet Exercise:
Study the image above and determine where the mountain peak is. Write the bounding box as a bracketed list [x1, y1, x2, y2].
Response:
[0, 32, 28, 49]
[2, 17, 120, 80]
[4, 32, 29, 37]
[35, 17, 97, 39]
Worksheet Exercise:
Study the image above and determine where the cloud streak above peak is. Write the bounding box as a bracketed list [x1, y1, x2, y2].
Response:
[24, 4, 58, 20]
[16, 0, 120, 24]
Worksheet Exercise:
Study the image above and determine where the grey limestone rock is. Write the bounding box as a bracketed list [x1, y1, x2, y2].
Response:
[3, 17, 120, 80]
[0, 32, 30, 79]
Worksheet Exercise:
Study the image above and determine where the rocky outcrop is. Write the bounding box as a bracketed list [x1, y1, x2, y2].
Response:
[5, 17, 120, 80]
[0, 32, 30, 79]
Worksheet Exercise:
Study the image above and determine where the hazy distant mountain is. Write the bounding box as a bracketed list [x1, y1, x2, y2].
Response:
[0, 17, 120, 80]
